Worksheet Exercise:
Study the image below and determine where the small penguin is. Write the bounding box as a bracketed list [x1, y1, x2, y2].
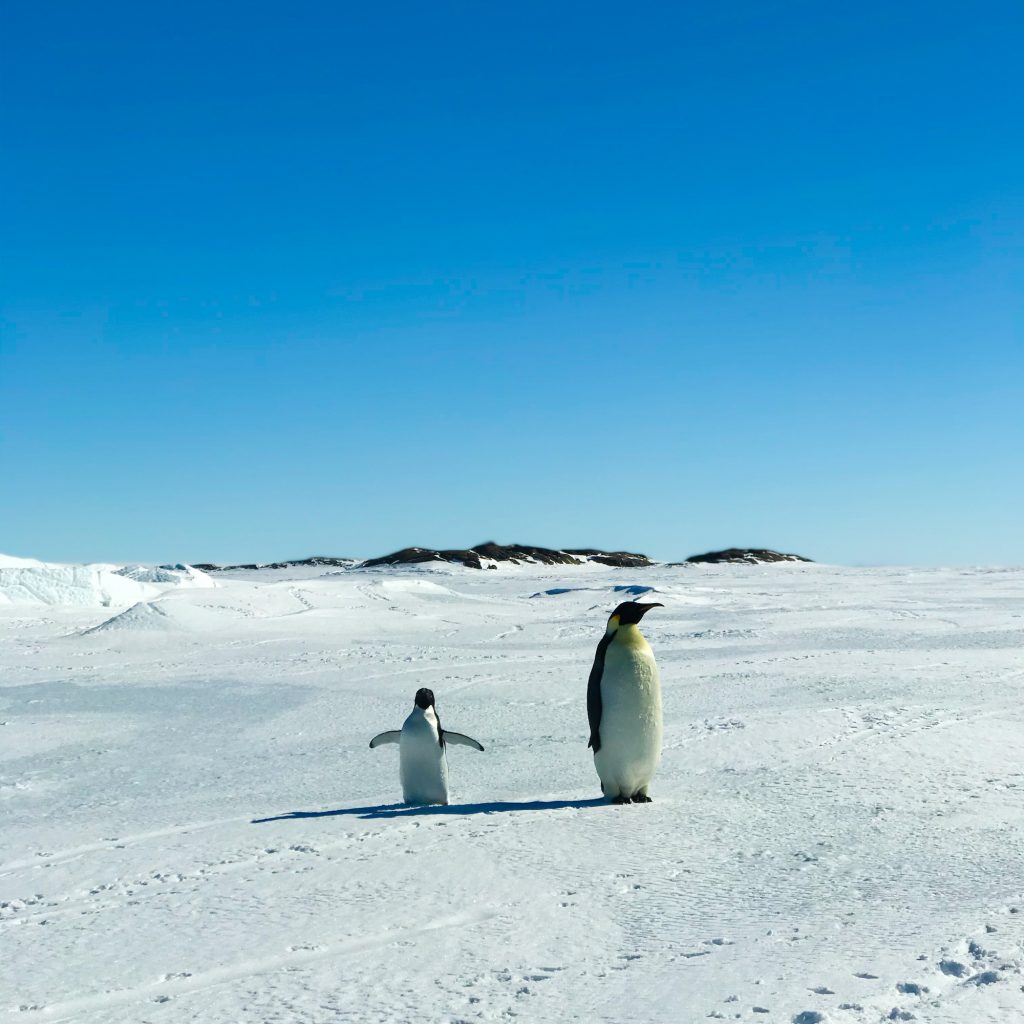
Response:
[369, 688, 484, 805]
[587, 601, 664, 803]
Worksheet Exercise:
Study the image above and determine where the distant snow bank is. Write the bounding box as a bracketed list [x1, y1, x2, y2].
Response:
[0, 554, 215, 607]
[0, 553, 46, 568]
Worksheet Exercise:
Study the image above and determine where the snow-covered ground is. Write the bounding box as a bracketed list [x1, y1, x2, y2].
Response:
[2, 558, 1024, 1023]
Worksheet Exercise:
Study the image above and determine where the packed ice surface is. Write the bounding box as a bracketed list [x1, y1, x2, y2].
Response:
[2, 559, 1024, 1023]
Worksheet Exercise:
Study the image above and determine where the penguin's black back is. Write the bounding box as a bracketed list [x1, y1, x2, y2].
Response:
[586, 633, 613, 751]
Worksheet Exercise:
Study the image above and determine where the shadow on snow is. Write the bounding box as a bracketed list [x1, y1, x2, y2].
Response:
[252, 796, 606, 824]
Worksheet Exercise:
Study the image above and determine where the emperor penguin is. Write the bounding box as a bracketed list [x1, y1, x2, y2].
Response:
[369, 688, 484, 805]
[587, 601, 664, 803]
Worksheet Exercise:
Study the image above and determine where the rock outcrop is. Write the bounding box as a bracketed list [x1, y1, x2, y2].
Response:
[193, 556, 357, 572]
[681, 548, 812, 565]
[361, 542, 653, 570]
[195, 545, 655, 572]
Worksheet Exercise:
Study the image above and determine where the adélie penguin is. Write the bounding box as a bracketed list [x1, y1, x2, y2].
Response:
[587, 601, 664, 803]
[369, 688, 484, 805]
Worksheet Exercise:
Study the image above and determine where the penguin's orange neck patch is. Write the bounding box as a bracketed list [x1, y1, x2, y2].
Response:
[606, 614, 621, 635]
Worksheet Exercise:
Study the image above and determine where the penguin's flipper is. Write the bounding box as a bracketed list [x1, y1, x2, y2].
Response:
[587, 633, 613, 751]
[369, 730, 402, 749]
[442, 731, 484, 751]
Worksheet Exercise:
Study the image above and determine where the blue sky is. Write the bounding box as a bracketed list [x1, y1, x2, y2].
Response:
[1, 2, 1021, 566]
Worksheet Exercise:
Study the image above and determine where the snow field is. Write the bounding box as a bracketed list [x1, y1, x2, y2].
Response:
[2, 562, 1024, 1022]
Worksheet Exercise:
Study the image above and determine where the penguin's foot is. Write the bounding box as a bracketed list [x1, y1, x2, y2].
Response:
[610, 795, 631, 805]
[630, 794, 652, 803]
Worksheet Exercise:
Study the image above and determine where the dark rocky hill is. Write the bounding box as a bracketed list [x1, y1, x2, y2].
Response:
[681, 548, 812, 565]
[193, 545, 652, 572]
[361, 542, 653, 570]
[194, 547, 810, 572]
[192, 556, 357, 572]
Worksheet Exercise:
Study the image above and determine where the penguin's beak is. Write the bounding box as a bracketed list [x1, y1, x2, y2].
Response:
[631, 602, 663, 622]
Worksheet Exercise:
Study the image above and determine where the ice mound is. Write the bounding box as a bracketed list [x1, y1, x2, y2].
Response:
[115, 565, 182, 584]
[0, 554, 219, 608]
[84, 601, 175, 633]
[0, 564, 159, 608]
[115, 564, 216, 588]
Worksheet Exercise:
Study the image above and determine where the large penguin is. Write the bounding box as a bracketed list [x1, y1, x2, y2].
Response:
[369, 688, 484, 805]
[587, 601, 664, 803]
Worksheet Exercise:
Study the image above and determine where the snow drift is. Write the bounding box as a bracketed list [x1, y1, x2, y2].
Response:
[4, 561, 1024, 1024]
[83, 601, 176, 633]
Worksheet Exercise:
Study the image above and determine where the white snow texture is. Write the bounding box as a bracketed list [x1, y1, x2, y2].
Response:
[2, 555, 1024, 1023]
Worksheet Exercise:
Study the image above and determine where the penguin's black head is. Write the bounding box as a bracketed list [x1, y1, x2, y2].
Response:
[608, 601, 663, 627]
[414, 688, 436, 710]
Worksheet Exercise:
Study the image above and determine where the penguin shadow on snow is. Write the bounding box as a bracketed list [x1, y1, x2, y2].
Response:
[252, 797, 607, 824]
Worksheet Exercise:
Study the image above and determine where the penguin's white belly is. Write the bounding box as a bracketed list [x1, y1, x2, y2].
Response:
[594, 644, 662, 798]
[399, 716, 449, 805]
